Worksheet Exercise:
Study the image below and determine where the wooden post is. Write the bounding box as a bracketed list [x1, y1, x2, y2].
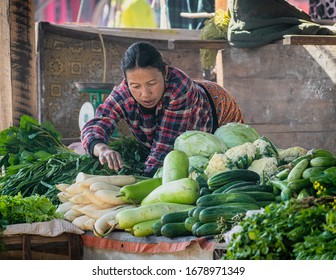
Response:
[0, 0, 37, 131]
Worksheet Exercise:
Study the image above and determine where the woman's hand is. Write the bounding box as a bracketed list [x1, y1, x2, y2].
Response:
[93, 143, 123, 172]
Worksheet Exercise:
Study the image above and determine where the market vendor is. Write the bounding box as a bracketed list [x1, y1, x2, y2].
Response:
[81, 41, 243, 176]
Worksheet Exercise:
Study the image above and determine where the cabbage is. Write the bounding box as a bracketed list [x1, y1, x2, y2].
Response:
[174, 131, 227, 157]
[188, 155, 209, 172]
[214, 122, 260, 148]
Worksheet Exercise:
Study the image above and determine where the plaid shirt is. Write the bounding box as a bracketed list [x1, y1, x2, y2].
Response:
[81, 66, 214, 175]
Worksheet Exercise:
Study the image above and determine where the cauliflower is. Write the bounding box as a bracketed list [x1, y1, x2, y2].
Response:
[224, 142, 258, 169]
[248, 157, 278, 181]
[278, 146, 307, 164]
[253, 136, 278, 158]
[204, 153, 230, 178]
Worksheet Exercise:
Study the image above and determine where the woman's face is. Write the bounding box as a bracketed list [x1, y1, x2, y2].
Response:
[125, 67, 165, 109]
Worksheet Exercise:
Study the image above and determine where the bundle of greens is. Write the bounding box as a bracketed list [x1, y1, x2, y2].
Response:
[0, 193, 61, 231]
[224, 196, 336, 260]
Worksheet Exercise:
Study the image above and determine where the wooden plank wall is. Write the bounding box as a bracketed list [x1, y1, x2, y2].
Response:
[216, 43, 336, 152]
[0, 0, 37, 131]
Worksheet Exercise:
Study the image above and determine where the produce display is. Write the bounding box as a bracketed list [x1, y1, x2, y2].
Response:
[1, 117, 335, 260]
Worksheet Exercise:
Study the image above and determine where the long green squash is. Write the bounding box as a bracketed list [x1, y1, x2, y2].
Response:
[162, 150, 189, 184]
[116, 202, 194, 229]
[140, 178, 200, 205]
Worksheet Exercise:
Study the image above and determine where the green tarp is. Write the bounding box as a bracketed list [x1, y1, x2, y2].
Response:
[228, 0, 336, 48]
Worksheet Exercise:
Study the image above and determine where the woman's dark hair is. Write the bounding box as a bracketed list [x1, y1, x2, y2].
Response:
[121, 42, 166, 77]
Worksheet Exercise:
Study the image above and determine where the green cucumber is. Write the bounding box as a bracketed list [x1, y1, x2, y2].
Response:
[200, 187, 212, 196]
[184, 216, 198, 232]
[191, 222, 204, 236]
[232, 191, 276, 202]
[212, 180, 245, 194]
[207, 169, 260, 188]
[287, 178, 312, 194]
[195, 222, 221, 237]
[152, 219, 163, 236]
[196, 192, 257, 207]
[287, 158, 309, 181]
[222, 181, 258, 193]
[275, 168, 290, 180]
[307, 149, 335, 158]
[269, 179, 288, 192]
[192, 206, 207, 221]
[302, 166, 327, 179]
[161, 210, 190, 225]
[225, 184, 273, 194]
[199, 205, 248, 223]
[280, 188, 293, 201]
[160, 222, 191, 238]
[310, 156, 336, 167]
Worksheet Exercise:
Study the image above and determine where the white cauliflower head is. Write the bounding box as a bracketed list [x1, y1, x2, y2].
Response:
[204, 153, 230, 178]
[278, 146, 307, 163]
[248, 157, 278, 180]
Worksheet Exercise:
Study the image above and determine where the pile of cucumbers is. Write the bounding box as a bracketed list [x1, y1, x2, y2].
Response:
[269, 149, 336, 201]
[152, 169, 278, 238]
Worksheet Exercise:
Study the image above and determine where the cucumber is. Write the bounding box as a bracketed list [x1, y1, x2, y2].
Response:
[287, 158, 309, 181]
[287, 178, 312, 194]
[232, 191, 276, 202]
[162, 150, 189, 184]
[184, 216, 198, 232]
[188, 207, 197, 217]
[269, 179, 288, 192]
[207, 169, 260, 188]
[160, 222, 191, 238]
[275, 168, 290, 180]
[221, 181, 257, 193]
[212, 180, 245, 194]
[192, 206, 207, 221]
[307, 149, 335, 158]
[225, 184, 274, 194]
[199, 205, 248, 223]
[152, 219, 163, 236]
[161, 210, 190, 225]
[302, 166, 327, 179]
[191, 222, 204, 236]
[280, 188, 293, 201]
[310, 156, 336, 167]
[200, 187, 212, 196]
[196, 192, 257, 207]
[195, 222, 221, 237]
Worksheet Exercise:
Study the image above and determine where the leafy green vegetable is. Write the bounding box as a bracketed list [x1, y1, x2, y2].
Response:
[224, 196, 336, 260]
[174, 130, 227, 157]
[214, 122, 260, 149]
[0, 193, 61, 231]
[0, 115, 72, 168]
[108, 136, 148, 176]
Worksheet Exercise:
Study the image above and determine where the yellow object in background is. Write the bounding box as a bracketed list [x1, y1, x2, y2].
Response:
[119, 0, 157, 28]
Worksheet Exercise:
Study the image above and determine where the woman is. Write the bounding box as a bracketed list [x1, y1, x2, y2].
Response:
[81, 41, 243, 176]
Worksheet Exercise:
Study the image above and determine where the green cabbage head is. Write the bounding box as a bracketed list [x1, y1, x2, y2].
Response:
[174, 130, 227, 157]
[214, 122, 260, 148]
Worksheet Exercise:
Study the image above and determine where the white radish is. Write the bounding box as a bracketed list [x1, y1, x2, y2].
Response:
[89, 182, 121, 192]
[94, 189, 126, 205]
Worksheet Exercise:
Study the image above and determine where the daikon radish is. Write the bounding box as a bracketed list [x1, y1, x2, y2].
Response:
[93, 204, 136, 236]
[83, 189, 115, 208]
[94, 190, 126, 205]
[72, 215, 92, 230]
[56, 201, 75, 214]
[64, 209, 83, 222]
[77, 175, 136, 187]
[80, 205, 125, 220]
[66, 183, 88, 195]
[89, 182, 121, 192]
[75, 172, 99, 183]
[69, 193, 91, 205]
[57, 191, 73, 203]
[83, 218, 96, 231]
[55, 183, 70, 192]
